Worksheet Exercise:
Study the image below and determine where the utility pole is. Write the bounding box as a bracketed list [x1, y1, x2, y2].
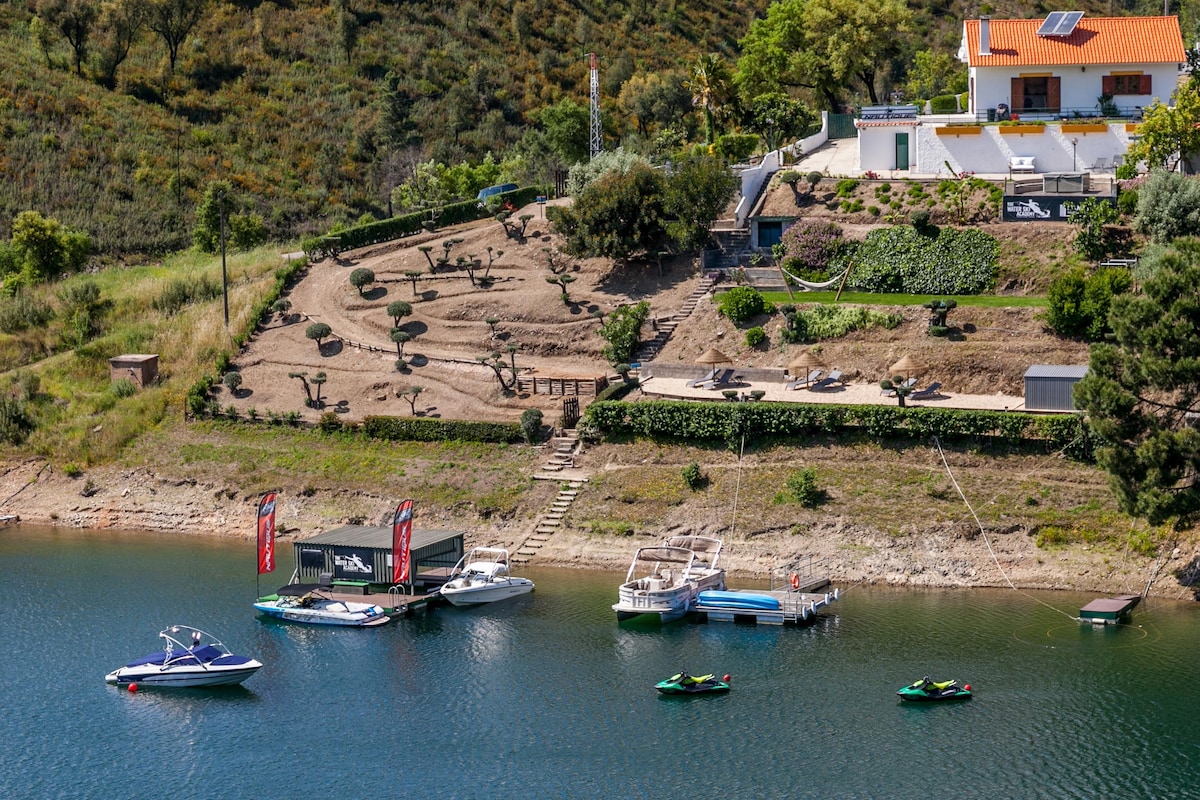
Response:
[588, 52, 601, 160]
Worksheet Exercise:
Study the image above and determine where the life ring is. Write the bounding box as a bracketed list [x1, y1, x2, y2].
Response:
[789, 573, 800, 590]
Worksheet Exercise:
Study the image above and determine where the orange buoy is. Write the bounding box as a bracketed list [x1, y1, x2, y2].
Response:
[789, 573, 800, 590]
[127, 683, 139, 693]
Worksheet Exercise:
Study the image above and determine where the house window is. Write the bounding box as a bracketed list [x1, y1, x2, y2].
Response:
[1103, 74, 1151, 95]
[1012, 76, 1061, 114]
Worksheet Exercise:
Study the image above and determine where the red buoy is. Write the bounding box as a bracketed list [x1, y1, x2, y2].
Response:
[723, 674, 731, 682]
[127, 683, 139, 693]
[964, 684, 971, 691]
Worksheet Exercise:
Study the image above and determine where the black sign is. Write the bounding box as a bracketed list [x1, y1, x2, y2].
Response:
[1002, 195, 1116, 222]
[299, 548, 326, 570]
[330, 546, 376, 580]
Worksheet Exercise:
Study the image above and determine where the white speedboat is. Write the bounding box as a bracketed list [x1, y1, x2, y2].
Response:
[105, 626, 263, 687]
[613, 535, 725, 623]
[438, 547, 534, 606]
[253, 588, 391, 627]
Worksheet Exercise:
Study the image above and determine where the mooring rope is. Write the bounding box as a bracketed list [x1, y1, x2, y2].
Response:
[931, 435, 1081, 622]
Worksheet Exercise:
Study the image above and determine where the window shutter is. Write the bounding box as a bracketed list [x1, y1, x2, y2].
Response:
[1011, 77, 1024, 110]
[1139, 75, 1152, 94]
[1102, 76, 1115, 95]
[1048, 77, 1061, 113]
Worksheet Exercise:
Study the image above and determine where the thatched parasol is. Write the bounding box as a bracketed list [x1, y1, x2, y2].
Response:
[788, 351, 827, 372]
[889, 354, 928, 380]
[695, 347, 732, 366]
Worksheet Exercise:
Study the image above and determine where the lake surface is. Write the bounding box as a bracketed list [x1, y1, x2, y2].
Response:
[1, 525, 1197, 799]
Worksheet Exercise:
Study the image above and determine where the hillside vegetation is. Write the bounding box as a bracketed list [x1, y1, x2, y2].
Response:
[1, 0, 1174, 255]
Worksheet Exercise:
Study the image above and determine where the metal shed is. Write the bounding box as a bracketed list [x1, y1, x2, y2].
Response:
[1024, 365, 1089, 411]
[292, 525, 464, 587]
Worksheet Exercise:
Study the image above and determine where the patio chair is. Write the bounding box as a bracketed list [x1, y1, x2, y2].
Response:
[686, 367, 718, 388]
[809, 370, 844, 391]
[1089, 157, 1109, 172]
[910, 381, 944, 400]
[786, 369, 823, 390]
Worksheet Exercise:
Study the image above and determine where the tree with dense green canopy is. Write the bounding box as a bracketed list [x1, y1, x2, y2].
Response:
[735, 0, 913, 110]
[6, 210, 91, 287]
[538, 99, 591, 167]
[744, 92, 819, 152]
[1074, 238, 1200, 529]
[1125, 81, 1200, 174]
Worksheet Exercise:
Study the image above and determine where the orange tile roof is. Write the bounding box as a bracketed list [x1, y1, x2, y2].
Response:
[963, 16, 1186, 67]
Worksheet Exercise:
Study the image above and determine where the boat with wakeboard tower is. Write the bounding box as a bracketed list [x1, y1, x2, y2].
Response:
[438, 546, 534, 606]
[897, 677, 973, 702]
[253, 585, 391, 627]
[104, 625, 263, 688]
[612, 535, 725, 623]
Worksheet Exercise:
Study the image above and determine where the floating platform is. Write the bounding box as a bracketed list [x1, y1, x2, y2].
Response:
[694, 588, 839, 625]
[1079, 594, 1141, 625]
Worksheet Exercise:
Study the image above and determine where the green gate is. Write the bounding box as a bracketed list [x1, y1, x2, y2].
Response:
[828, 114, 857, 139]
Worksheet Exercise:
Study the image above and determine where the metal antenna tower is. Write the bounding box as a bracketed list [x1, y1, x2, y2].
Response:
[588, 52, 601, 159]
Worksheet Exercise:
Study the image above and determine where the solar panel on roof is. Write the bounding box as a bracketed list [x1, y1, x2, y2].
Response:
[1036, 11, 1066, 36]
[1037, 10, 1083, 37]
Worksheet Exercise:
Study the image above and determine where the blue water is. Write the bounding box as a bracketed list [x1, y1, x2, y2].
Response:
[1, 526, 1198, 799]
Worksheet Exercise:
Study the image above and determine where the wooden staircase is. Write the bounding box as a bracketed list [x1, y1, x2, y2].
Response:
[539, 429, 580, 473]
[633, 274, 716, 367]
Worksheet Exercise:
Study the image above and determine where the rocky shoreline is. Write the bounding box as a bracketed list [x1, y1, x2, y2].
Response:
[3, 457, 1195, 601]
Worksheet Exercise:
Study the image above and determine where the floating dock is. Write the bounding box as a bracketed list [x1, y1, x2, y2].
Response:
[1079, 594, 1141, 625]
[694, 587, 840, 625]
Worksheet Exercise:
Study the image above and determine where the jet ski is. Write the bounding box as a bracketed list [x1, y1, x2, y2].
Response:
[655, 672, 731, 695]
[897, 676, 972, 702]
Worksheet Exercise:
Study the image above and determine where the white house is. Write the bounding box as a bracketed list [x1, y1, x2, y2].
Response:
[960, 14, 1186, 120]
[856, 14, 1186, 175]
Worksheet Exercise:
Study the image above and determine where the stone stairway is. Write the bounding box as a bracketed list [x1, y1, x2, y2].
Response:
[539, 429, 580, 473]
[632, 274, 717, 366]
[512, 479, 585, 565]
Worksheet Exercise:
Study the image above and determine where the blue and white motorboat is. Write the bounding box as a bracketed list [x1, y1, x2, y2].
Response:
[253, 587, 391, 627]
[105, 625, 263, 687]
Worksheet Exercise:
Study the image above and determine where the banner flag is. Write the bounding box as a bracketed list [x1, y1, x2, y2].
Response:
[256, 493, 277, 575]
[392, 499, 414, 584]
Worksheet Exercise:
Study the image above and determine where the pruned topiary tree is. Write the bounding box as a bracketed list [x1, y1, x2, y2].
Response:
[349, 267, 375, 295]
[305, 322, 332, 350]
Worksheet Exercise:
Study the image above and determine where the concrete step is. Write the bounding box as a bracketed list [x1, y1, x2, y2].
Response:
[527, 534, 550, 542]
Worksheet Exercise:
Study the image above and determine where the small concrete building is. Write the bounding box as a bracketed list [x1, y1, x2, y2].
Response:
[1024, 364, 1089, 411]
[108, 354, 159, 389]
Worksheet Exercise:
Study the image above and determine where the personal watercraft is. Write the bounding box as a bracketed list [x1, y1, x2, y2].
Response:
[655, 672, 731, 695]
[897, 676, 972, 701]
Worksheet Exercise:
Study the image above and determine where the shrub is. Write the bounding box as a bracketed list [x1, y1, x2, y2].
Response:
[717, 286, 766, 324]
[1116, 189, 1138, 217]
[713, 133, 758, 162]
[317, 412, 343, 433]
[223, 371, 243, 393]
[681, 461, 706, 490]
[520, 408, 544, 443]
[847, 225, 997, 294]
[786, 468, 826, 508]
[0, 291, 54, 333]
[1135, 171, 1200, 243]
[1043, 266, 1132, 340]
[930, 94, 959, 114]
[834, 179, 859, 197]
[745, 326, 766, 347]
[777, 219, 843, 279]
[599, 301, 650, 365]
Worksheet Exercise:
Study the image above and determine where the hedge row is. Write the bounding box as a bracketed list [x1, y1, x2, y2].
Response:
[323, 186, 548, 253]
[584, 400, 1095, 459]
[362, 415, 523, 443]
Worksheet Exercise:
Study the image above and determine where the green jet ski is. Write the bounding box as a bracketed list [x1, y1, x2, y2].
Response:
[897, 676, 972, 702]
[656, 672, 731, 695]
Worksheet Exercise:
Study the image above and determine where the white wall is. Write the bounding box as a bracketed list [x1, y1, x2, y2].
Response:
[971, 64, 1179, 117]
[859, 126, 918, 171]
[916, 123, 1137, 175]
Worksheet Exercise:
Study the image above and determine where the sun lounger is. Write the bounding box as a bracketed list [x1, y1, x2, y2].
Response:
[704, 369, 736, 389]
[809, 370, 843, 390]
[686, 367, 719, 388]
[786, 369, 823, 390]
[910, 381, 944, 399]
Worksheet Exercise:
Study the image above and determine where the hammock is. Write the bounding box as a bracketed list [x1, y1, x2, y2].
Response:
[778, 265, 849, 291]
